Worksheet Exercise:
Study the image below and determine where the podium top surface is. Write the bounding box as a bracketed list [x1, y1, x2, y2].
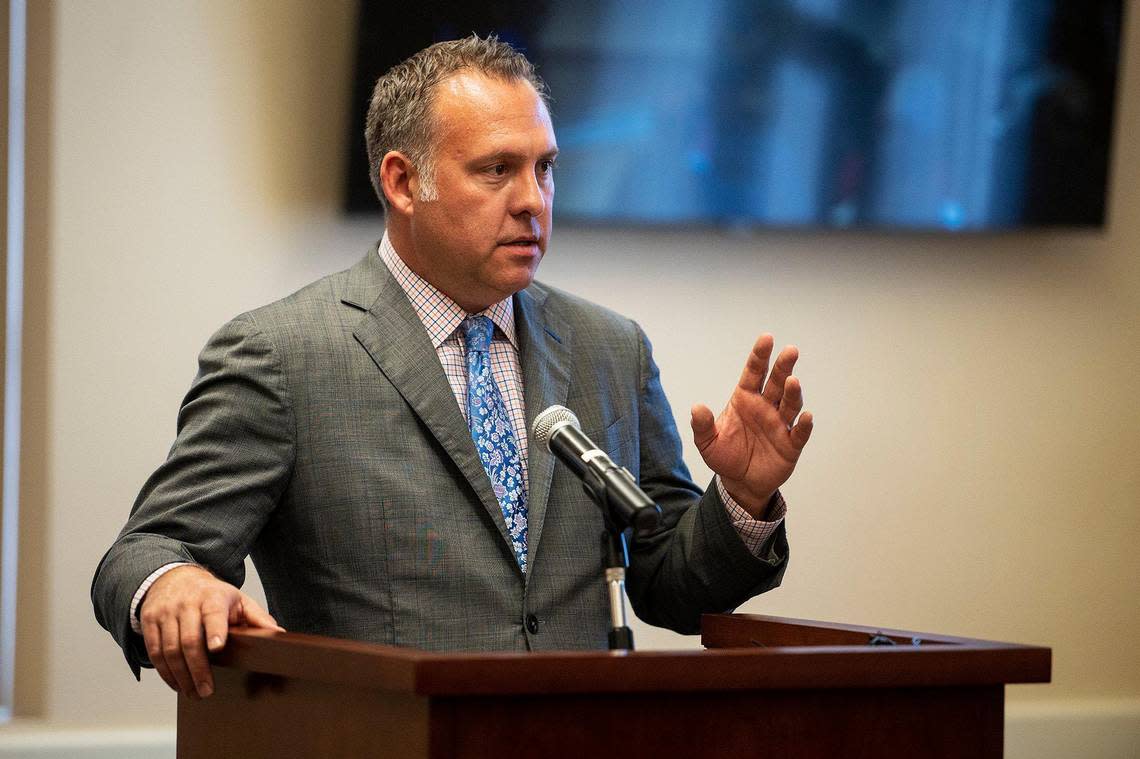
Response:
[210, 614, 1051, 696]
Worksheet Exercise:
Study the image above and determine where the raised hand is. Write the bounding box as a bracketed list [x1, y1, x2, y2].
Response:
[690, 334, 814, 518]
[139, 564, 284, 698]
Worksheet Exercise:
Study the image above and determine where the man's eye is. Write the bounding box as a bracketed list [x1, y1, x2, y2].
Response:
[488, 164, 507, 176]
[539, 159, 557, 174]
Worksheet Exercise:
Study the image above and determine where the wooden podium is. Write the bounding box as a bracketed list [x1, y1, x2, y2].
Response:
[178, 614, 1050, 758]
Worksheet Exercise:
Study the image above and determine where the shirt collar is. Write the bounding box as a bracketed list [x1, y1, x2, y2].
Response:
[378, 232, 517, 350]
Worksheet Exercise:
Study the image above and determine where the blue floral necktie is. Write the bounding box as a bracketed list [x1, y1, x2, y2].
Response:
[463, 316, 528, 572]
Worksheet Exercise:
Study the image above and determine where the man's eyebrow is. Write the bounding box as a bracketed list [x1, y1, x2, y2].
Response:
[470, 147, 560, 164]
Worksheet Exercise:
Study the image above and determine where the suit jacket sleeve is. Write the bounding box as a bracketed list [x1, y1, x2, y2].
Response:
[624, 323, 789, 635]
[90, 314, 296, 675]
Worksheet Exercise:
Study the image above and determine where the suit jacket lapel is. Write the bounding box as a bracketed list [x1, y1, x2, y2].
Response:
[515, 283, 571, 580]
[343, 251, 516, 556]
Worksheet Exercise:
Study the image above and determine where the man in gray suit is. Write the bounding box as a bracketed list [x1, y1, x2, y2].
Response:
[92, 36, 813, 701]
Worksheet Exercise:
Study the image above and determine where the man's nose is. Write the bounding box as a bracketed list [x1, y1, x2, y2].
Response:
[511, 170, 547, 218]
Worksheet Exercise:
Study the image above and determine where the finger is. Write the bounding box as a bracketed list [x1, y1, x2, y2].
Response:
[202, 600, 231, 653]
[179, 607, 215, 698]
[778, 376, 803, 428]
[160, 614, 198, 698]
[236, 594, 286, 632]
[790, 410, 814, 450]
[736, 334, 775, 393]
[689, 403, 718, 453]
[142, 617, 179, 693]
[761, 345, 800, 407]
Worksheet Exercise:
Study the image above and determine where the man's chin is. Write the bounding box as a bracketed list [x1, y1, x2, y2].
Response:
[504, 271, 538, 296]
[494, 263, 541, 299]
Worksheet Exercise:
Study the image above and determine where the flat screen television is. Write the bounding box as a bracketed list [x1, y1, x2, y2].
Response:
[343, 0, 1124, 231]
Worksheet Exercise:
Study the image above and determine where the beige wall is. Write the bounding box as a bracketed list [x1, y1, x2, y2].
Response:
[6, 0, 1139, 747]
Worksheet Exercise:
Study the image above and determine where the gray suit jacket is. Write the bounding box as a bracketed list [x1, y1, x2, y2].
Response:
[92, 247, 788, 675]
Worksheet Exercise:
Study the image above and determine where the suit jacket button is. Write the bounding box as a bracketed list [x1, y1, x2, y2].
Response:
[525, 614, 540, 634]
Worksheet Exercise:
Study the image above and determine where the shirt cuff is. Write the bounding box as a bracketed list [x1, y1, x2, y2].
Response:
[718, 478, 787, 558]
[129, 562, 192, 634]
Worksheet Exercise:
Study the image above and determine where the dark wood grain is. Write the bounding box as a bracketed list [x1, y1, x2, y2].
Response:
[177, 615, 1051, 759]
[436, 686, 1004, 759]
[178, 668, 429, 758]
[701, 612, 1045, 648]
[212, 615, 1050, 696]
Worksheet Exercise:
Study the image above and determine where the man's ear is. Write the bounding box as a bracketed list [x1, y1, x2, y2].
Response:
[379, 151, 417, 215]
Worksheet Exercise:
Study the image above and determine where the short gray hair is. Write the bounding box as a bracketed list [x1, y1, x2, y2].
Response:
[364, 34, 549, 211]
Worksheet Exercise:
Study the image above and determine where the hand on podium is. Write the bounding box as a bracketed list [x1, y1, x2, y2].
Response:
[139, 564, 284, 698]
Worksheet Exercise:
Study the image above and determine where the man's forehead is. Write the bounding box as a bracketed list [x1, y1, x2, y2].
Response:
[436, 69, 540, 105]
[430, 70, 552, 138]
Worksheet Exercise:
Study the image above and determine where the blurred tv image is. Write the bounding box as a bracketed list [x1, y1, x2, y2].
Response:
[344, 0, 1123, 231]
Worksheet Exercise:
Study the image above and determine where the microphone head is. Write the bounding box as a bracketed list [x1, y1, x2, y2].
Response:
[532, 405, 580, 448]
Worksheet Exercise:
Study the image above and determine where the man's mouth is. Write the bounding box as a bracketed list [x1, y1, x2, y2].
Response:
[502, 237, 539, 247]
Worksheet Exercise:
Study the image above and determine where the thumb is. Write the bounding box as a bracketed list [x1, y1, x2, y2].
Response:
[236, 594, 286, 632]
[690, 403, 718, 452]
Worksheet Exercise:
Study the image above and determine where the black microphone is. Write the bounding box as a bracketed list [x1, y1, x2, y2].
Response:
[532, 405, 661, 532]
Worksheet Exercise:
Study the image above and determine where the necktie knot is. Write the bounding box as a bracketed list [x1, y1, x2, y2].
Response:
[462, 315, 494, 355]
